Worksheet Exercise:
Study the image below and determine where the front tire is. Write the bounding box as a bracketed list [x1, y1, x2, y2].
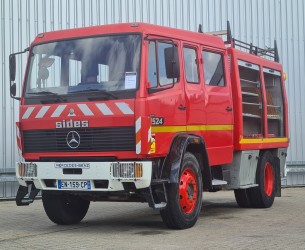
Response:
[160, 152, 203, 229]
[42, 191, 90, 225]
[248, 151, 276, 208]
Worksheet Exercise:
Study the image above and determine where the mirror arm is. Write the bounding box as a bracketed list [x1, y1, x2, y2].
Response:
[10, 47, 29, 58]
[11, 95, 21, 101]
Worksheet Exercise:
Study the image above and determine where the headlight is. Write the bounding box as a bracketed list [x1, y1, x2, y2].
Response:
[111, 162, 143, 179]
[18, 163, 37, 177]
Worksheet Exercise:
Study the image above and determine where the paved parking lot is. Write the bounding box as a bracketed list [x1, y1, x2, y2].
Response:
[0, 187, 304, 249]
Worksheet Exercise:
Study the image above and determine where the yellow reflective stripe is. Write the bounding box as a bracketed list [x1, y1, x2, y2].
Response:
[240, 138, 289, 144]
[187, 125, 234, 131]
[152, 126, 186, 133]
[151, 125, 233, 133]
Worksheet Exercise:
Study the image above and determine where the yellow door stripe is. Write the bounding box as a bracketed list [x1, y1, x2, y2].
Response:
[151, 125, 233, 133]
[152, 126, 187, 133]
[186, 125, 234, 131]
[240, 138, 289, 144]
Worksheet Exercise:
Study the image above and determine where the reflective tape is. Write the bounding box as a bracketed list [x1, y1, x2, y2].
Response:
[51, 105, 67, 117]
[16, 122, 24, 161]
[21, 102, 134, 119]
[77, 104, 94, 116]
[116, 102, 134, 115]
[135, 117, 141, 154]
[147, 125, 152, 154]
[96, 103, 113, 115]
[35, 106, 50, 118]
[22, 107, 35, 119]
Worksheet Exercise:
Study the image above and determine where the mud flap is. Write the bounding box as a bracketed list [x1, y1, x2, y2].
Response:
[274, 157, 281, 197]
[16, 184, 40, 206]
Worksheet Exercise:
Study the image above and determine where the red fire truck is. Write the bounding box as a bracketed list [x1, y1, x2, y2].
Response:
[10, 22, 289, 229]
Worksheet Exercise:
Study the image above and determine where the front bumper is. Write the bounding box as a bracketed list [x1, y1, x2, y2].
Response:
[16, 161, 152, 191]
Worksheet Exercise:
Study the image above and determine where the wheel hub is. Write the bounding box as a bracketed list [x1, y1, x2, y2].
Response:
[179, 168, 198, 214]
[264, 162, 274, 196]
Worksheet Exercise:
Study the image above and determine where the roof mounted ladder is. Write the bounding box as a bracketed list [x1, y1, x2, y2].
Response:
[198, 21, 279, 62]
[198, 20, 232, 44]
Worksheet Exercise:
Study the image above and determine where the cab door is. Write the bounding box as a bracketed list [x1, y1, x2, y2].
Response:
[182, 44, 206, 127]
[146, 39, 186, 155]
[201, 48, 234, 165]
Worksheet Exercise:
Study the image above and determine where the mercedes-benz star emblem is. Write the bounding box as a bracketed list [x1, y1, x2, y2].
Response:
[66, 131, 80, 149]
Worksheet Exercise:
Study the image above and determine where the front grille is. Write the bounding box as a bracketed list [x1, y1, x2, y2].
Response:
[23, 127, 135, 153]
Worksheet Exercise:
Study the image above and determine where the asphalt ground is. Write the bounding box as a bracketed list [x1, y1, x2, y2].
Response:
[0, 187, 304, 250]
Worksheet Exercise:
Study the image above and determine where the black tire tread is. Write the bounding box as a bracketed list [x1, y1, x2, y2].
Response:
[42, 191, 90, 225]
[160, 152, 203, 229]
[248, 151, 275, 208]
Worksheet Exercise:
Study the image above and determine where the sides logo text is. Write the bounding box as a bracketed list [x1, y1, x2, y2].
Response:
[56, 119, 89, 129]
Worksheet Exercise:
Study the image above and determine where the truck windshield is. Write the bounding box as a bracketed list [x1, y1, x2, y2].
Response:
[24, 34, 141, 103]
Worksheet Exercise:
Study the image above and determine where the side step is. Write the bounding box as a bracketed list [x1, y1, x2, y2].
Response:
[142, 179, 168, 209]
[16, 184, 40, 206]
[212, 179, 227, 186]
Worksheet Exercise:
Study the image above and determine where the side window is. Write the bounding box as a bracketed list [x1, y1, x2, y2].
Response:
[148, 41, 158, 87]
[159, 42, 177, 86]
[183, 47, 199, 83]
[202, 51, 225, 86]
[147, 41, 179, 88]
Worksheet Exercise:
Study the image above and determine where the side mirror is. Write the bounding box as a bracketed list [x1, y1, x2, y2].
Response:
[164, 46, 180, 79]
[10, 83, 16, 97]
[9, 54, 16, 82]
[8, 48, 29, 101]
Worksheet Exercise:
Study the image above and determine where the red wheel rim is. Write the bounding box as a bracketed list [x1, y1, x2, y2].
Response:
[179, 168, 198, 214]
[264, 162, 274, 196]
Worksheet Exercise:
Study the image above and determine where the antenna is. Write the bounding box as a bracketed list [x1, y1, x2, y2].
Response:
[198, 24, 203, 33]
[227, 20, 232, 43]
[274, 40, 279, 62]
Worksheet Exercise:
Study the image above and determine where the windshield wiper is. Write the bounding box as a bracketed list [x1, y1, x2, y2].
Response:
[26, 91, 66, 103]
[71, 89, 118, 100]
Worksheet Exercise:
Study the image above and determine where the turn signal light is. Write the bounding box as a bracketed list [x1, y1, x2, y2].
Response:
[134, 163, 143, 178]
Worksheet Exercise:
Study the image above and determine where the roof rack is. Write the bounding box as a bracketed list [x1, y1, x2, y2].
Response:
[198, 21, 279, 62]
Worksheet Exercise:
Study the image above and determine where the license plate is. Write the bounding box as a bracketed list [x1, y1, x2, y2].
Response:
[57, 180, 91, 190]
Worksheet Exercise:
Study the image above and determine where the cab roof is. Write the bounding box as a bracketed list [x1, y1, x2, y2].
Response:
[32, 22, 226, 50]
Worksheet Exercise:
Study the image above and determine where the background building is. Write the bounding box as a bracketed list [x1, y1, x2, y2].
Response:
[1, 0, 304, 198]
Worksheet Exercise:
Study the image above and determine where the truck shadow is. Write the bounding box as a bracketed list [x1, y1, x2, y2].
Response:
[72, 197, 242, 232]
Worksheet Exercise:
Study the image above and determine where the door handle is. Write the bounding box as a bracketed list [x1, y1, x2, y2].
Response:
[178, 105, 187, 111]
[225, 107, 233, 111]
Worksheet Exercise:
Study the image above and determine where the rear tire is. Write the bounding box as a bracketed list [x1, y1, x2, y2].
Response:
[234, 189, 251, 208]
[248, 151, 276, 208]
[160, 152, 203, 229]
[42, 191, 90, 225]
